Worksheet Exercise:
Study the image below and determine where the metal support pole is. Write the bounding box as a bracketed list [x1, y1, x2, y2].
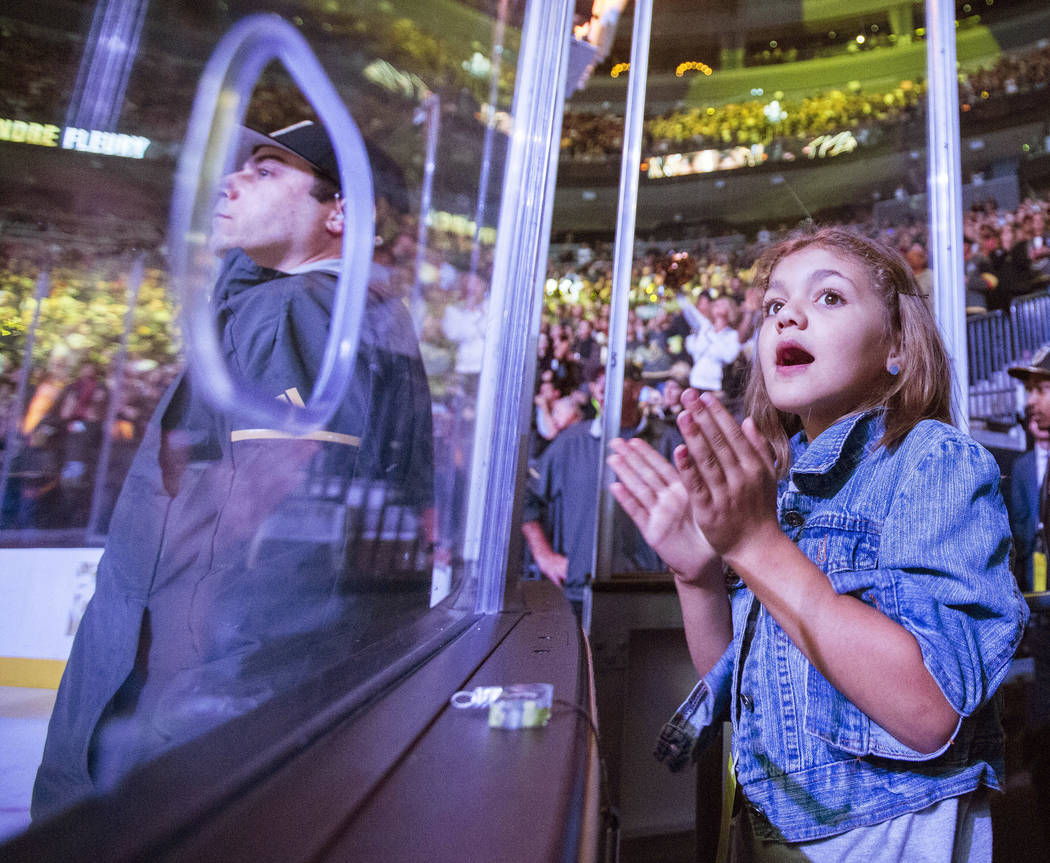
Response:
[411, 92, 440, 335]
[925, 0, 969, 432]
[469, 0, 509, 283]
[464, 0, 574, 613]
[593, 0, 653, 585]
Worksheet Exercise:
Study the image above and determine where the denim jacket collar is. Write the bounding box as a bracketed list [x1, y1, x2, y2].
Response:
[788, 410, 884, 497]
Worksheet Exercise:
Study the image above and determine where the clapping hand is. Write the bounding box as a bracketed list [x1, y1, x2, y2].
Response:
[607, 437, 717, 584]
[674, 390, 779, 562]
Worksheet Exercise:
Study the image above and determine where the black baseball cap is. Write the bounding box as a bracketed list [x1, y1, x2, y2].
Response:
[1008, 345, 1050, 384]
[238, 121, 340, 188]
[237, 121, 409, 213]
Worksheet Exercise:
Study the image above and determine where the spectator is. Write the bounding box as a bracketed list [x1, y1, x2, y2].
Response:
[572, 318, 603, 380]
[682, 294, 742, 396]
[550, 395, 583, 437]
[50, 363, 108, 525]
[904, 242, 934, 308]
[521, 364, 681, 617]
[548, 332, 582, 397]
[1004, 412, 1050, 593]
[971, 223, 1029, 312]
[531, 369, 570, 460]
[441, 271, 488, 401]
[653, 373, 688, 424]
[1022, 210, 1050, 279]
[536, 330, 554, 371]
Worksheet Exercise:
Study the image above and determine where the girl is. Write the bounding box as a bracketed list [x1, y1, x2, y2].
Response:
[608, 228, 1028, 861]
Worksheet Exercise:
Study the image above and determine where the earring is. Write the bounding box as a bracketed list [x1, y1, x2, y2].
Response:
[888, 364, 901, 376]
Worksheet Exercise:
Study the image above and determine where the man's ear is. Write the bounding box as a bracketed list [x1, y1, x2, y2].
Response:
[324, 196, 345, 236]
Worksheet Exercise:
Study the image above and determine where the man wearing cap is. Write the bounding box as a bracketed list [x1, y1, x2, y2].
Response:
[522, 365, 682, 618]
[33, 123, 433, 817]
[1007, 346, 1050, 589]
[1007, 345, 1050, 837]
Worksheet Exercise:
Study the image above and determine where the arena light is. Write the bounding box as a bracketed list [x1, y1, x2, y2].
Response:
[66, 0, 149, 132]
[675, 61, 713, 78]
[363, 59, 431, 101]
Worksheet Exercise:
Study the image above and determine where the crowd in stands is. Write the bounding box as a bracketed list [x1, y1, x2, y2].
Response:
[959, 37, 1050, 107]
[4, 5, 1050, 540]
[0, 354, 178, 533]
[0, 208, 500, 537]
[530, 194, 1050, 460]
[563, 81, 923, 160]
[0, 17, 77, 122]
[6, 6, 1048, 172]
[965, 200, 1050, 313]
[4, 172, 1050, 537]
[0, 6, 493, 153]
[0, 239, 181, 536]
[560, 38, 1050, 160]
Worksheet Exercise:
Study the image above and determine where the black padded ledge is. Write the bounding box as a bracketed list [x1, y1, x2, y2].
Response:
[1, 579, 600, 863]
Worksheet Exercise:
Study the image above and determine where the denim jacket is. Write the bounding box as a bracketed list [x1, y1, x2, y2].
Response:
[655, 411, 1029, 842]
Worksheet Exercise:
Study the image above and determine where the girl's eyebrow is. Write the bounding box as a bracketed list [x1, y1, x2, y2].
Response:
[807, 268, 855, 288]
[766, 267, 856, 296]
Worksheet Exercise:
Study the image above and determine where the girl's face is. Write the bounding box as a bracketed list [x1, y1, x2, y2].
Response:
[758, 245, 898, 441]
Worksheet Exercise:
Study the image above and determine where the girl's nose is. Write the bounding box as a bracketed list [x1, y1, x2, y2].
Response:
[775, 300, 805, 332]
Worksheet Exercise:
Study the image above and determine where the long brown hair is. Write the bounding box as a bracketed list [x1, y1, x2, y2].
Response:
[744, 227, 953, 475]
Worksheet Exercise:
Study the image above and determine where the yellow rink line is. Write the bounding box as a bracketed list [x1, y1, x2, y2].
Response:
[0, 657, 65, 689]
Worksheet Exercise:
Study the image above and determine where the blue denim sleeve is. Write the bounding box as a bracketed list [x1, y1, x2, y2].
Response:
[654, 639, 734, 771]
[881, 436, 1029, 720]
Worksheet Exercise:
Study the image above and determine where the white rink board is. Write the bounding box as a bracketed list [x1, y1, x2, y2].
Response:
[0, 549, 101, 661]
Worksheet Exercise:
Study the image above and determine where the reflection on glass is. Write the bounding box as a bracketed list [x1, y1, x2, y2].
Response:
[34, 115, 439, 822]
[0, 0, 523, 832]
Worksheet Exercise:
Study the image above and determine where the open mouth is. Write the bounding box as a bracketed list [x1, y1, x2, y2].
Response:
[776, 342, 814, 367]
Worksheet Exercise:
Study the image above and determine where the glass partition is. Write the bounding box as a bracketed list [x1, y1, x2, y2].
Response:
[549, 0, 1050, 457]
[0, 0, 548, 833]
[547, 0, 1050, 848]
[543, 0, 945, 599]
